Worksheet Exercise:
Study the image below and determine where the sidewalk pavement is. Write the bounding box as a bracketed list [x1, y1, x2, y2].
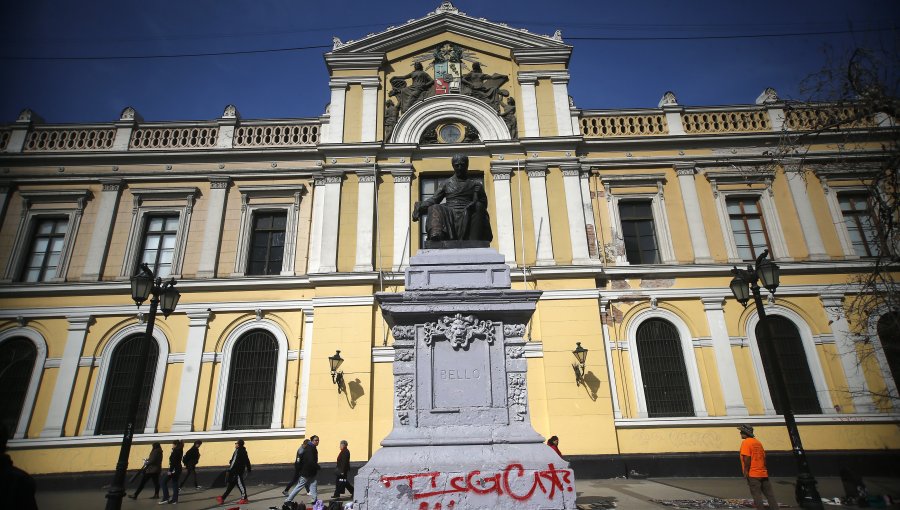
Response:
[36, 476, 900, 509]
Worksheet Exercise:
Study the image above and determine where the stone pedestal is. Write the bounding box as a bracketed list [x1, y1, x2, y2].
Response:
[354, 248, 576, 510]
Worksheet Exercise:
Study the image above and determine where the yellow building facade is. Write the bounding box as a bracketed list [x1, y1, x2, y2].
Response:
[0, 3, 897, 477]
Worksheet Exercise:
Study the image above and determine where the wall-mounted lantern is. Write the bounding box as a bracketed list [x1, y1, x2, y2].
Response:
[572, 342, 588, 385]
[328, 350, 345, 393]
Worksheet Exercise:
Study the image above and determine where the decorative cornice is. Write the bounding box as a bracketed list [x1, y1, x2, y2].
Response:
[209, 176, 231, 189]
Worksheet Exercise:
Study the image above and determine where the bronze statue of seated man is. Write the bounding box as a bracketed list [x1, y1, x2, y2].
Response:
[412, 154, 493, 245]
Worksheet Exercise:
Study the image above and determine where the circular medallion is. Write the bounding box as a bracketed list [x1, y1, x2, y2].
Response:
[438, 124, 462, 143]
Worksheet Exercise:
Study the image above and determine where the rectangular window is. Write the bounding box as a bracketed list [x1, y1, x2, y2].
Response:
[727, 197, 771, 261]
[138, 215, 179, 277]
[839, 192, 878, 257]
[21, 217, 68, 282]
[619, 201, 659, 264]
[247, 211, 287, 275]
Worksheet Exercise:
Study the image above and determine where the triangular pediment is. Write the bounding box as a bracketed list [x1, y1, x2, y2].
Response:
[327, 2, 571, 68]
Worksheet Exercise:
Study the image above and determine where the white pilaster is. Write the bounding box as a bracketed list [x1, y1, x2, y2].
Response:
[785, 166, 829, 260]
[318, 173, 343, 273]
[518, 75, 540, 137]
[675, 164, 713, 263]
[702, 298, 748, 416]
[81, 179, 123, 281]
[527, 167, 555, 265]
[360, 80, 380, 143]
[41, 315, 91, 437]
[196, 177, 230, 278]
[307, 178, 326, 273]
[354, 172, 376, 271]
[578, 170, 600, 260]
[328, 82, 348, 144]
[296, 309, 314, 428]
[490, 167, 516, 265]
[600, 300, 622, 418]
[551, 75, 574, 136]
[171, 311, 211, 432]
[820, 294, 875, 413]
[392, 170, 412, 271]
[561, 166, 590, 264]
[215, 107, 238, 149]
[663, 106, 685, 135]
[112, 108, 140, 152]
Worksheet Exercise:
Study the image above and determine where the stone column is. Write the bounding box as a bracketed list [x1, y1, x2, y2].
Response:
[527, 167, 555, 265]
[196, 177, 230, 278]
[517, 75, 540, 137]
[785, 165, 829, 260]
[702, 298, 748, 416]
[41, 315, 91, 437]
[328, 81, 348, 144]
[318, 173, 343, 273]
[296, 309, 314, 428]
[360, 79, 380, 143]
[354, 171, 376, 271]
[820, 294, 875, 413]
[579, 169, 600, 260]
[391, 170, 412, 271]
[171, 311, 210, 432]
[562, 165, 590, 264]
[307, 177, 326, 273]
[490, 167, 516, 265]
[551, 74, 574, 136]
[80, 179, 123, 281]
[675, 164, 713, 263]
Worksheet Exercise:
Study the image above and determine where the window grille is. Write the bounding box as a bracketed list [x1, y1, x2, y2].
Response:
[223, 330, 278, 430]
[755, 316, 821, 414]
[21, 217, 68, 282]
[619, 201, 660, 264]
[138, 215, 179, 277]
[247, 211, 287, 275]
[727, 197, 771, 261]
[417, 174, 483, 247]
[839, 192, 879, 257]
[877, 311, 900, 386]
[96, 334, 158, 435]
[0, 337, 37, 433]
[636, 319, 694, 417]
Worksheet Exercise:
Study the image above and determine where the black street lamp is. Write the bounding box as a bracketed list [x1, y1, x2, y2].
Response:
[730, 250, 823, 510]
[572, 342, 588, 385]
[329, 350, 345, 393]
[105, 263, 180, 510]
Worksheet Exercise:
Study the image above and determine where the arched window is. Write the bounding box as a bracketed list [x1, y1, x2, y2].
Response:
[876, 311, 900, 385]
[0, 337, 37, 434]
[96, 334, 159, 435]
[635, 318, 694, 417]
[755, 316, 821, 414]
[223, 330, 278, 430]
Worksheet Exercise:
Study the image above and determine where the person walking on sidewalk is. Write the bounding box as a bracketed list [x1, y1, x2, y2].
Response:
[547, 436, 563, 458]
[160, 440, 183, 504]
[283, 438, 310, 496]
[179, 440, 202, 489]
[738, 425, 778, 510]
[216, 439, 251, 505]
[332, 440, 354, 498]
[130, 443, 163, 499]
[284, 435, 320, 506]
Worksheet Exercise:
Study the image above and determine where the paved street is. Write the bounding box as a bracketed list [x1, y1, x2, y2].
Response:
[35, 476, 900, 509]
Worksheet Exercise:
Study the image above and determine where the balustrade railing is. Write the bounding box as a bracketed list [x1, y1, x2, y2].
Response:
[23, 126, 116, 152]
[580, 113, 668, 138]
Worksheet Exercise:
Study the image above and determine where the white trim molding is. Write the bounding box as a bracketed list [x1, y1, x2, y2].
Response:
[84, 324, 170, 435]
[211, 319, 289, 431]
[390, 94, 511, 144]
[601, 174, 676, 265]
[745, 305, 835, 416]
[0, 327, 47, 438]
[120, 187, 198, 279]
[624, 307, 708, 418]
[231, 184, 306, 277]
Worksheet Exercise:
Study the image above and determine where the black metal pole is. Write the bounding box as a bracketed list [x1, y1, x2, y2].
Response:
[104, 292, 159, 510]
[751, 283, 824, 510]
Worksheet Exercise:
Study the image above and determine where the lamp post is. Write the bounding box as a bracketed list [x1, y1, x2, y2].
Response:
[729, 250, 823, 510]
[105, 263, 180, 510]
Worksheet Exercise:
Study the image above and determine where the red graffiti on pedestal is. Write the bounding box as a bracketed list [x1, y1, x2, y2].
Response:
[381, 463, 573, 508]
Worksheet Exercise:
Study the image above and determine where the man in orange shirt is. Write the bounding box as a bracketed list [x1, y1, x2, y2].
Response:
[738, 425, 778, 510]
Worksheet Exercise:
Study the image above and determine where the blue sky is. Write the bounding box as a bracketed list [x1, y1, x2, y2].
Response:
[1, 0, 896, 123]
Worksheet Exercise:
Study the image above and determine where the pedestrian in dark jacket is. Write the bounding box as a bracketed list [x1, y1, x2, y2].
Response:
[0, 427, 37, 510]
[284, 435, 320, 505]
[130, 442, 163, 499]
[179, 440, 202, 489]
[332, 439, 354, 498]
[160, 440, 183, 504]
[283, 438, 310, 495]
[216, 439, 251, 505]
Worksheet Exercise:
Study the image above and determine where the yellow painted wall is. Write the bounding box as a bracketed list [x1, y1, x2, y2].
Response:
[545, 167, 573, 263]
[337, 173, 360, 273]
[535, 79, 559, 137]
